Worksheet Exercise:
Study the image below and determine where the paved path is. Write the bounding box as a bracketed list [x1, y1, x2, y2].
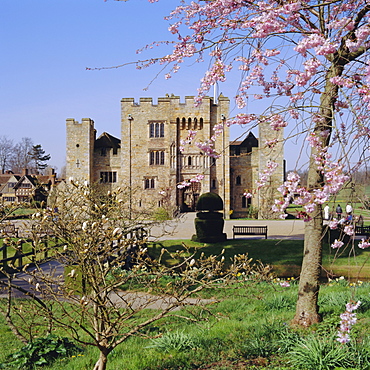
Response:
[0, 259, 65, 299]
[149, 213, 305, 241]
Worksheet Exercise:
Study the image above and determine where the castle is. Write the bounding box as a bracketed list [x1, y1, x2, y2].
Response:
[66, 95, 284, 219]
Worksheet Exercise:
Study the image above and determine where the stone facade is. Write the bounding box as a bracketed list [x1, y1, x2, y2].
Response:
[66, 95, 284, 219]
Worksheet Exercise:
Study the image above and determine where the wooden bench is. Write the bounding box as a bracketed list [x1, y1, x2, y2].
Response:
[355, 226, 370, 238]
[233, 225, 268, 239]
[0, 223, 18, 238]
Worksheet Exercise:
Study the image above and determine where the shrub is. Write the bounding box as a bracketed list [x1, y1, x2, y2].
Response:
[152, 207, 171, 221]
[288, 333, 353, 370]
[147, 331, 200, 353]
[0, 335, 81, 369]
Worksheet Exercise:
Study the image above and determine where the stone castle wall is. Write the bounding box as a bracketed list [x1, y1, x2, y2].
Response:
[65, 95, 284, 220]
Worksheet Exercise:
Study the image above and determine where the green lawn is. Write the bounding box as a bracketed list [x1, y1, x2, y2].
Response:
[285, 183, 370, 222]
[1, 280, 370, 370]
[149, 238, 370, 279]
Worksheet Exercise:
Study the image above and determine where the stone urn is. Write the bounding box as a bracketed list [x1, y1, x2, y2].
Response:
[191, 192, 227, 243]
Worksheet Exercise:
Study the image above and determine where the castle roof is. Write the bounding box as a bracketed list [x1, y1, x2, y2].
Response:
[95, 132, 121, 149]
[230, 132, 258, 148]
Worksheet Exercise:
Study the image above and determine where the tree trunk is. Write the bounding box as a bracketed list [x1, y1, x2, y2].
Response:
[292, 204, 323, 326]
[292, 52, 349, 325]
[93, 351, 108, 370]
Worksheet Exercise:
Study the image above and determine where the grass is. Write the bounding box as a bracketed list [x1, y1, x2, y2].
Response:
[0, 238, 61, 274]
[149, 238, 370, 279]
[285, 184, 370, 222]
[1, 280, 370, 369]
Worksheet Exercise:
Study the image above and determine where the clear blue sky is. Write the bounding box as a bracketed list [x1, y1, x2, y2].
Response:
[1, 0, 304, 174]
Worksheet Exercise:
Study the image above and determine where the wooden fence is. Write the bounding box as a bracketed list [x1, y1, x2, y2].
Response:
[0, 226, 147, 273]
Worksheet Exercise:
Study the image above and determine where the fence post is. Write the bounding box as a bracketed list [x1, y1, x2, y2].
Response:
[2, 241, 8, 270]
[43, 238, 48, 260]
[14, 244, 22, 269]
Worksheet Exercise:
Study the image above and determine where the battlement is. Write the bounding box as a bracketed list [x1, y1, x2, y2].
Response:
[121, 95, 228, 108]
[66, 118, 95, 126]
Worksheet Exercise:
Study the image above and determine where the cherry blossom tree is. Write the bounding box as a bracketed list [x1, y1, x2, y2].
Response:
[113, 0, 370, 327]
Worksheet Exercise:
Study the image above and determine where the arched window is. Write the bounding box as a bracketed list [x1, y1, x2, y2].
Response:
[193, 118, 198, 130]
[187, 118, 191, 130]
[182, 118, 186, 130]
[188, 156, 192, 166]
[199, 118, 203, 130]
[242, 196, 251, 208]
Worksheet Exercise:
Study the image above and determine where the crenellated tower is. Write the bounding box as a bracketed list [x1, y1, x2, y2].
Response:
[66, 118, 96, 183]
[120, 95, 230, 217]
[257, 122, 285, 219]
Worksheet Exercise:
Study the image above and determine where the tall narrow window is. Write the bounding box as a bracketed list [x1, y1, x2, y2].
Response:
[144, 178, 155, 189]
[194, 118, 198, 130]
[149, 151, 165, 165]
[188, 156, 192, 166]
[100, 172, 117, 183]
[236, 176, 241, 185]
[199, 118, 203, 130]
[149, 123, 155, 138]
[149, 122, 165, 138]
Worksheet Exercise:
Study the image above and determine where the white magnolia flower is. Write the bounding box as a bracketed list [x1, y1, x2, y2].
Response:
[68, 269, 76, 278]
[112, 228, 121, 237]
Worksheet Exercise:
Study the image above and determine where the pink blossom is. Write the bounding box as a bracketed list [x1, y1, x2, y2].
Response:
[280, 281, 290, 287]
[329, 219, 338, 230]
[358, 239, 370, 249]
[331, 239, 344, 249]
[177, 181, 191, 189]
[190, 174, 204, 183]
[344, 225, 354, 236]
[337, 301, 361, 344]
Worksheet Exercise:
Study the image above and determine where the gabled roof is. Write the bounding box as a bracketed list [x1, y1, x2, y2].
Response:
[14, 175, 38, 189]
[230, 132, 258, 145]
[0, 175, 21, 193]
[95, 132, 121, 149]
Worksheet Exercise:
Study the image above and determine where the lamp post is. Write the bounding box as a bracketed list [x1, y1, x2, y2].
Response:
[128, 114, 133, 219]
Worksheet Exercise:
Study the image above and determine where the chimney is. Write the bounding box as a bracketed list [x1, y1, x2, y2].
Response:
[22, 168, 29, 176]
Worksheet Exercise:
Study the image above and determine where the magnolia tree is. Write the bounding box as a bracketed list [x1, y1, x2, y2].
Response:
[0, 181, 266, 370]
[107, 0, 370, 326]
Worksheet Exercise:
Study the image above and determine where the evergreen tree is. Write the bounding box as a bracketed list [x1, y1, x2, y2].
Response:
[28, 144, 51, 172]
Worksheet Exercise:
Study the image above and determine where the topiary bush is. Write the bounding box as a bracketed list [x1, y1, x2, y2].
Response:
[192, 192, 227, 243]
